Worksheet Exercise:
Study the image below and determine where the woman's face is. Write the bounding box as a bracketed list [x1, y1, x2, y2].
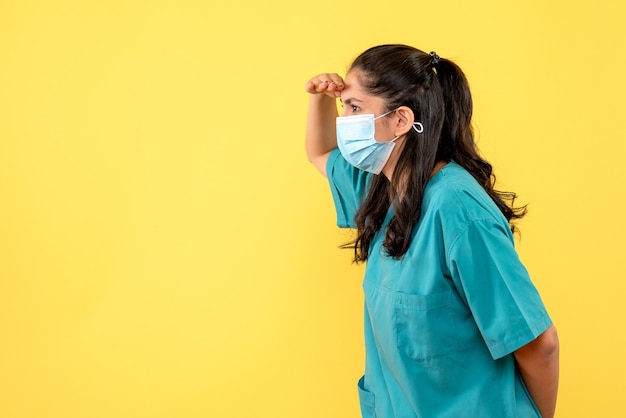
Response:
[339, 69, 397, 143]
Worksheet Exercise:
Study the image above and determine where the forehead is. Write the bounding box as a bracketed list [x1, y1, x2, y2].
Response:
[342, 70, 365, 96]
[341, 70, 383, 105]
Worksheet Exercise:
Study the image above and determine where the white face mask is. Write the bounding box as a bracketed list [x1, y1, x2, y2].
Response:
[336, 111, 424, 174]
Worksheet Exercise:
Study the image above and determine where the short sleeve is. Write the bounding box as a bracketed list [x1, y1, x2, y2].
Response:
[447, 219, 552, 359]
[326, 148, 372, 228]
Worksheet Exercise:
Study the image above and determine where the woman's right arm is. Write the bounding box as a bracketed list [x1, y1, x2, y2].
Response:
[304, 74, 344, 177]
[514, 325, 560, 418]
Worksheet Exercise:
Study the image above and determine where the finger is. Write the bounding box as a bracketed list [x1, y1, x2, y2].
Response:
[318, 74, 337, 86]
[304, 80, 317, 93]
[327, 82, 342, 92]
[305, 79, 327, 93]
[305, 73, 343, 94]
[327, 74, 345, 90]
[315, 80, 330, 93]
[326, 80, 345, 92]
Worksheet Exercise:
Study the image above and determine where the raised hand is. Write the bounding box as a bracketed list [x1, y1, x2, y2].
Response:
[304, 73, 345, 98]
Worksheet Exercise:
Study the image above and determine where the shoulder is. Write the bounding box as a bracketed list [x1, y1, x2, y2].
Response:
[425, 162, 503, 221]
[422, 162, 512, 241]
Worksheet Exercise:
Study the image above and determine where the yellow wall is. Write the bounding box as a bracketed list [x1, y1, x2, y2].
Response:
[1, 1, 624, 416]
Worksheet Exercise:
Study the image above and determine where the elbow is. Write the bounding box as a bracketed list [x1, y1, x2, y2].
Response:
[541, 325, 559, 358]
[305, 149, 316, 164]
[305, 143, 319, 164]
[515, 324, 559, 360]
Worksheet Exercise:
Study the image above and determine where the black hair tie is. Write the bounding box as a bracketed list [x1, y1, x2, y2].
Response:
[430, 51, 440, 67]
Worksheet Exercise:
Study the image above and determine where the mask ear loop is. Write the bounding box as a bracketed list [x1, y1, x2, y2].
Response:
[412, 122, 424, 133]
[373, 109, 396, 120]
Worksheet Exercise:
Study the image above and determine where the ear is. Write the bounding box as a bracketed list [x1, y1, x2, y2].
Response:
[393, 106, 415, 137]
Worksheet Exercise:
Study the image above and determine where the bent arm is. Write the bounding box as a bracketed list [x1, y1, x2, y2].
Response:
[514, 324, 559, 418]
[304, 75, 344, 177]
[305, 94, 337, 176]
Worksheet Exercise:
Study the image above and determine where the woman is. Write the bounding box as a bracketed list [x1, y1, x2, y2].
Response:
[304, 44, 559, 418]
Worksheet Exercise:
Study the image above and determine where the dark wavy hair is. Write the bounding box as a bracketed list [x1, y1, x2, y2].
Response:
[346, 44, 526, 262]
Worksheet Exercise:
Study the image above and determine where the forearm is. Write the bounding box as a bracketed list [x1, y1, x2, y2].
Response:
[514, 325, 560, 418]
[305, 94, 338, 169]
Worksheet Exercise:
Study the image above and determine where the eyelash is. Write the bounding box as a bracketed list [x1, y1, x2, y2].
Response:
[340, 103, 361, 113]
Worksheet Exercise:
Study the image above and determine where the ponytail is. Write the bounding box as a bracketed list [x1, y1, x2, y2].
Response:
[435, 57, 527, 228]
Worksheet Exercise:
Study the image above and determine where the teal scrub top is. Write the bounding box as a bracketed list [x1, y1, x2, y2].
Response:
[326, 149, 552, 418]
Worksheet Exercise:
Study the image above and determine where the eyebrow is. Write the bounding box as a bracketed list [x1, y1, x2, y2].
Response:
[339, 98, 363, 105]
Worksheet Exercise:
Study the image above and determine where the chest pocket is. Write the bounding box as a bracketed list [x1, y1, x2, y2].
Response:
[394, 290, 455, 360]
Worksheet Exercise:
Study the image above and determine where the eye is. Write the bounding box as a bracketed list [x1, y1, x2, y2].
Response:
[351, 105, 360, 112]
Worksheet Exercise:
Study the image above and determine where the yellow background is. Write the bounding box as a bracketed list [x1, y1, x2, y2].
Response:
[1, 0, 624, 417]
